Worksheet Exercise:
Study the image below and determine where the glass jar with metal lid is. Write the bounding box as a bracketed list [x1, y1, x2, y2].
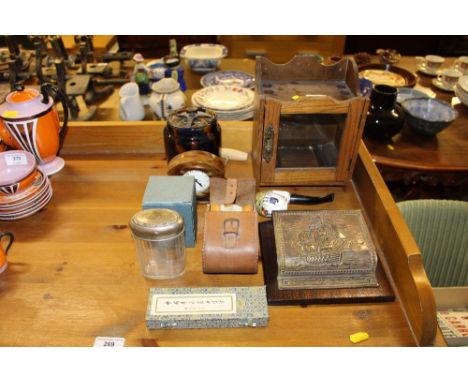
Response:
[164, 106, 221, 161]
[129, 208, 185, 279]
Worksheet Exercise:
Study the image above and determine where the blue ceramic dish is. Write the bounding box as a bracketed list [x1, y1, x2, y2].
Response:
[401, 97, 458, 136]
[200, 70, 255, 89]
[146, 59, 167, 81]
[359, 78, 373, 96]
[180, 44, 228, 73]
[396, 88, 430, 104]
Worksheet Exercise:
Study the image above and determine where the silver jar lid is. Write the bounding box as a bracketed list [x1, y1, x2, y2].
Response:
[129, 209, 184, 240]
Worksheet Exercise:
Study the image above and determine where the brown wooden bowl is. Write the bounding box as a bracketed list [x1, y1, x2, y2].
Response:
[359, 64, 417, 88]
[166, 150, 225, 178]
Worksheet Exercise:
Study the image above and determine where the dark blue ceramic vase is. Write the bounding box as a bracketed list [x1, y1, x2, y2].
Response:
[364, 84, 405, 140]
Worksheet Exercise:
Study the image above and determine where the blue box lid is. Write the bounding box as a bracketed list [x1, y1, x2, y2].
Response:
[142, 176, 195, 205]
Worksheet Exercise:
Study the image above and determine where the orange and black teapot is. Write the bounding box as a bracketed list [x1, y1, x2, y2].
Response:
[0, 83, 69, 175]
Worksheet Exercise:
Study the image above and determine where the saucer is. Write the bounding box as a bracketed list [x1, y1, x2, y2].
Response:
[201, 71, 255, 89]
[192, 85, 255, 111]
[455, 86, 468, 107]
[458, 75, 468, 93]
[417, 64, 439, 77]
[432, 78, 455, 92]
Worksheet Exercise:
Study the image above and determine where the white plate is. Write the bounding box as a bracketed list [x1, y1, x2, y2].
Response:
[455, 87, 468, 107]
[417, 64, 440, 76]
[192, 96, 254, 112]
[191, 97, 254, 120]
[200, 71, 255, 89]
[458, 75, 468, 93]
[432, 78, 455, 92]
[216, 111, 253, 121]
[192, 85, 255, 111]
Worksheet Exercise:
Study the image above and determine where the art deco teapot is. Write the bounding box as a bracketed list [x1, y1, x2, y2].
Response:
[0, 83, 69, 175]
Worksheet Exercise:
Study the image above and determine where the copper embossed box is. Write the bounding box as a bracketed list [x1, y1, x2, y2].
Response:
[252, 56, 370, 186]
[273, 209, 378, 290]
[146, 286, 269, 329]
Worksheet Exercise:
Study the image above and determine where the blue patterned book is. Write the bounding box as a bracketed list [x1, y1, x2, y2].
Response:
[146, 286, 269, 329]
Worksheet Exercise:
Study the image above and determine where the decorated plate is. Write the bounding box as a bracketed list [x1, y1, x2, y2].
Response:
[0, 170, 47, 205]
[200, 71, 255, 89]
[458, 75, 468, 94]
[192, 85, 255, 111]
[0, 188, 52, 220]
[416, 63, 439, 77]
[455, 86, 468, 107]
[0, 179, 51, 212]
[359, 64, 417, 88]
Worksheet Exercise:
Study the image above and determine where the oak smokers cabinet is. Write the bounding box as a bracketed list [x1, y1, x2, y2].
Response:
[252, 56, 370, 186]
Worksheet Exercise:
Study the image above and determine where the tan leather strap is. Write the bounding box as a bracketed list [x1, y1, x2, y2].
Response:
[223, 217, 239, 249]
[224, 179, 237, 205]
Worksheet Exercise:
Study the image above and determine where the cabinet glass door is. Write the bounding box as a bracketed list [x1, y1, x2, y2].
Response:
[276, 113, 346, 169]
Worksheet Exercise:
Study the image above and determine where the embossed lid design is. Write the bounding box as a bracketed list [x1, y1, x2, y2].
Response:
[130, 208, 184, 240]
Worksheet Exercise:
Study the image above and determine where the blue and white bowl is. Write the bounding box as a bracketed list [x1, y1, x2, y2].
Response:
[396, 87, 431, 104]
[146, 59, 167, 81]
[359, 78, 373, 97]
[180, 44, 228, 74]
[401, 97, 458, 136]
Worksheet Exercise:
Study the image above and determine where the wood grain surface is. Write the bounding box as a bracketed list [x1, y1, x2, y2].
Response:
[362, 56, 468, 172]
[0, 121, 445, 346]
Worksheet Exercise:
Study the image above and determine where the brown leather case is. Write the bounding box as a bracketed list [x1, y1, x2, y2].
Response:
[202, 178, 258, 274]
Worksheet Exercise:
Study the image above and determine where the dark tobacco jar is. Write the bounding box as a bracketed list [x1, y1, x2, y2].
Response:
[164, 106, 221, 161]
[364, 84, 405, 140]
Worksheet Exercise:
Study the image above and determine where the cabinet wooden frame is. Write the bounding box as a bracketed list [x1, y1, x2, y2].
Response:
[252, 56, 370, 186]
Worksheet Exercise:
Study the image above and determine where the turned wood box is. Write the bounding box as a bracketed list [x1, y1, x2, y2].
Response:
[252, 56, 370, 186]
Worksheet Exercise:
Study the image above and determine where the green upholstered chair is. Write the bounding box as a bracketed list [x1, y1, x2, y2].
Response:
[397, 199, 468, 287]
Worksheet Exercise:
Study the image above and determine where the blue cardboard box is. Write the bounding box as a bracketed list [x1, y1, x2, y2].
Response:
[142, 176, 197, 247]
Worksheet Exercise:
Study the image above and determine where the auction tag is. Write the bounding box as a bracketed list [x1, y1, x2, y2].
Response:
[93, 336, 125, 347]
[5, 152, 28, 166]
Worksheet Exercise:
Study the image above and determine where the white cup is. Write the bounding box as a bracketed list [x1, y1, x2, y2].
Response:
[455, 56, 468, 75]
[419, 55, 445, 72]
[119, 82, 145, 121]
[437, 68, 463, 89]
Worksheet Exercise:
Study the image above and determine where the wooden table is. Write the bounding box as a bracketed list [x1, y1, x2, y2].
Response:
[0, 120, 445, 346]
[362, 57, 468, 200]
